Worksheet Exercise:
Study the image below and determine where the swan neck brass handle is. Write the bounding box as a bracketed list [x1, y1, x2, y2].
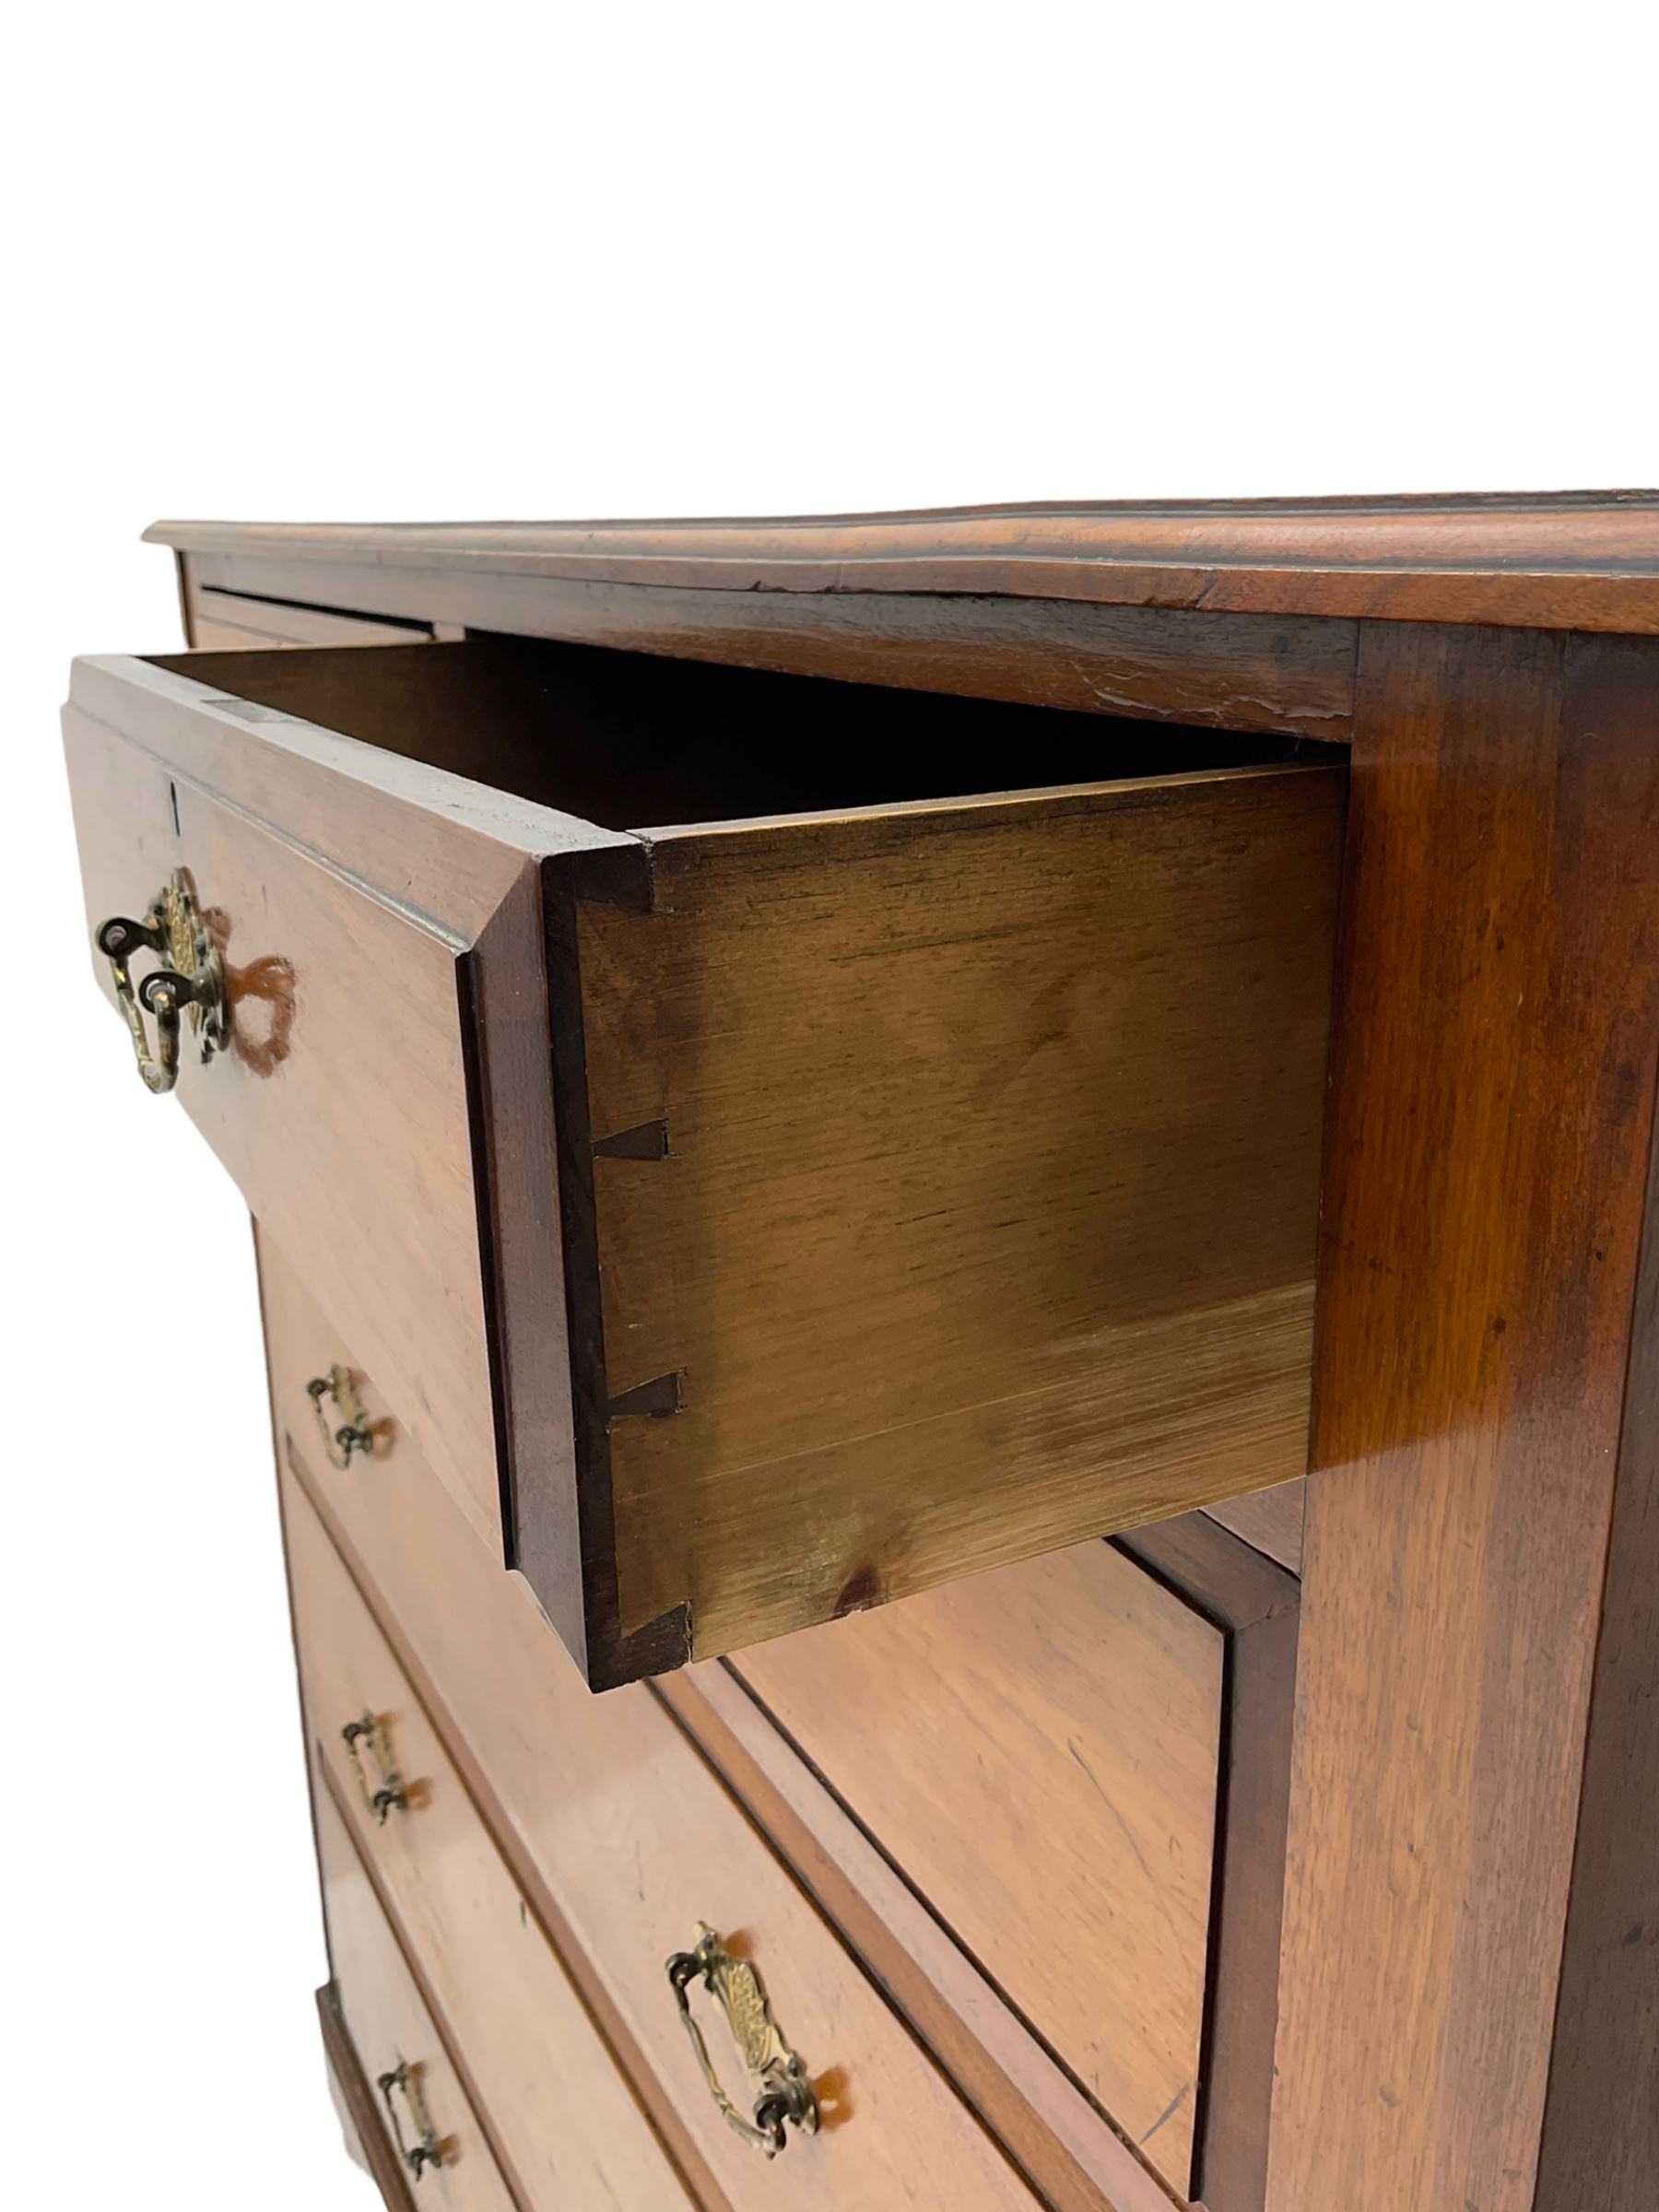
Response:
[308, 1367, 376, 1469]
[95, 871, 228, 1094]
[377, 2061, 442, 2180]
[341, 1712, 408, 1824]
[665, 1924, 818, 2156]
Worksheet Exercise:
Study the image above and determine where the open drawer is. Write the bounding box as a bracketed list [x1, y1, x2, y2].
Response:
[65, 636, 1342, 1683]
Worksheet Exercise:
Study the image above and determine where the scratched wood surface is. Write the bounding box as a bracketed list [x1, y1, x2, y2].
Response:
[151, 490, 1659, 631]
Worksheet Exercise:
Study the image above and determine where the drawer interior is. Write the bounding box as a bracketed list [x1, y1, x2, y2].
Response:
[147, 633, 1321, 830]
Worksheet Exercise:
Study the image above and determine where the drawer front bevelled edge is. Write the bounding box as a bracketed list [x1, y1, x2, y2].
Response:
[61, 646, 629, 1653]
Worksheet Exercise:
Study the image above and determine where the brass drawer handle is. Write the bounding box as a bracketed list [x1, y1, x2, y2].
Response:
[308, 1366, 376, 1469]
[341, 1712, 408, 1824]
[665, 1924, 818, 2157]
[377, 2060, 443, 2180]
[94, 870, 228, 1095]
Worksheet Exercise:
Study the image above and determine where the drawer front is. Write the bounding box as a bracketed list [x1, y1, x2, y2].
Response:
[183, 575, 440, 650]
[291, 1478, 698, 2210]
[316, 1784, 515, 2212]
[270, 1253, 1044, 2210]
[63, 647, 581, 1563]
[74, 637, 1337, 1684]
[731, 1539, 1221, 2196]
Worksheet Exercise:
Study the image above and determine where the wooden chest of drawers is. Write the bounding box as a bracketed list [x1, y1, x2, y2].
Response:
[66, 497, 1659, 2210]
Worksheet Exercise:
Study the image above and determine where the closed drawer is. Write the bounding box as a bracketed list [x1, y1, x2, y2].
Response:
[316, 1783, 516, 2211]
[666, 1533, 1298, 2212]
[729, 1543, 1218, 2194]
[280, 1413, 1045, 2211]
[71, 636, 1342, 1681]
[291, 1477, 699, 2210]
[184, 580, 442, 650]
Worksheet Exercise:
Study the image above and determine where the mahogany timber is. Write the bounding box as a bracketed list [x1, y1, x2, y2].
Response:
[265, 1236, 1050, 2212]
[1200, 1480, 1305, 1574]
[1112, 1515, 1299, 2212]
[1534, 1061, 1659, 2195]
[727, 1537, 1222, 2196]
[1271, 624, 1659, 2210]
[187, 583, 440, 651]
[315, 1786, 518, 2212]
[68, 638, 1340, 1682]
[62, 649, 587, 1572]
[292, 1481, 700, 2211]
[574, 762, 1343, 1662]
[174, 550, 1359, 740]
[317, 1982, 416, 2212]
[653, 1662, 1173, 2212]
[148, 490, 1659, 632]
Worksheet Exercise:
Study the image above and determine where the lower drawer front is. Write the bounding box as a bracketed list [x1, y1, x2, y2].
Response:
[288, 1475, 695, 2212]
[730, 1539, 1222, 2196]
[276, 1386, 1042, 2201]
[317, 1784, 514, 2211]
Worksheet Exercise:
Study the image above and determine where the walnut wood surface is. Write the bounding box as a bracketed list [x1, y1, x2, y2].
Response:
[185, 578, 439, 650]
[318, 1982, 418, 2211]
[177, 548, 1360, 740]
[292, 1479, 700, 2210]
[1111, 1517, 1299, 2212]
[653, 1660, 1178, 2212]
[148, 491, 1659, 630]
[730, 1537, 1221, 2194]
[1199, 1481, 1305, 1575]
[1271, 624, 1659, 2211]
[265, 1232, 1047, 2212]
[315, 1787, 520, 2212]
[68, 636, 1337, 1685]
[64, 646, 612, 1655]
[1534, 877, 1659, 2196]
[576, 763, 1342, 1661]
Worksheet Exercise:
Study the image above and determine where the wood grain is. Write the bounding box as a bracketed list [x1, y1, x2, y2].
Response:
[1533, 686, 1659, 2205]
[1269, 625, 1659, 2212]
[180, 547, 1359, 736]
[315, 1787, 519, 2212]
[1112, 1516, 1300, 2212]
[318, 1982, 418, 2211]
[654, 1661, 1180, 2212]
[577, 763, 1344, 1660]
[1200, 1481, 1305, 1574]
[64, 647, 610, 1649]
[266, 1233, 1045, 2212]
[62, 693, 503, 1549]
[183, 575, 437, 650]
[292, 1479, 700, 2211]
[169, 541, 1359, 739]
[149, 490, 1659, 631]
[730, 1538, 1221, 2195]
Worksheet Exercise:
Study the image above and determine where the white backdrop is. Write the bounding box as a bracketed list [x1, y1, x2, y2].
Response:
[6, 6, 1654, 2206]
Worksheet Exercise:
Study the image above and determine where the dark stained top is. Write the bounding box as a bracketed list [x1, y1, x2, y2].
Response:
[147, 493, 1659, 634]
